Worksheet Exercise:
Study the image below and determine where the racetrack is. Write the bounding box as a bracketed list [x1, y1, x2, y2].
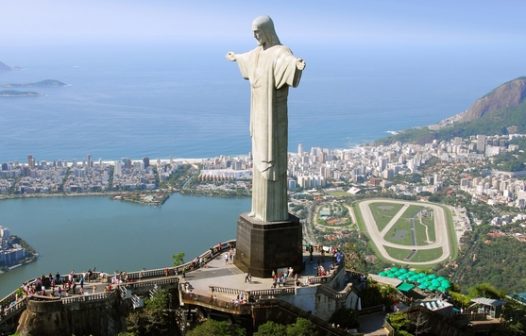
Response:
[357, 199, 453, 266]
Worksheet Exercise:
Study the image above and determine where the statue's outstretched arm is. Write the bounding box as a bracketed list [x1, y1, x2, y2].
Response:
[226, 51, 237, 62]
[296, 58, 305, 70]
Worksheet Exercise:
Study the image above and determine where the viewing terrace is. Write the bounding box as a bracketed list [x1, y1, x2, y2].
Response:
[1, 240, 350, 335]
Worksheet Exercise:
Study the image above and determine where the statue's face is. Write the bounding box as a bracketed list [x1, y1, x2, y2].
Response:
[253, 29, 266, 47]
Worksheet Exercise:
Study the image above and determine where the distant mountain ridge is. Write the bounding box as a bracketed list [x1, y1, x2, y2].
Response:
[458, 77, 526, 122]
[0, 90, 39, 97]
[381, 76, 526, 144]
[1, 79, 67, 88]
[0, 61, 11, 71]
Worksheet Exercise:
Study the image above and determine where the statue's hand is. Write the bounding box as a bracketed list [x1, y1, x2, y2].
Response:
[296, 58, 305, 70]
[226, 51, 237, 62]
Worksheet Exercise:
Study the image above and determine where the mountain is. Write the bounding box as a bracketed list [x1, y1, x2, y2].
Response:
[1, 79, 67, 88]
[0, 90, 39, 97]
[0, 61, 11, 72]
[458, 77, 526, 123]
[381, 77, 526, 144]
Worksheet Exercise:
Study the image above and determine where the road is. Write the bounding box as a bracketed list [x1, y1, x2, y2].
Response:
[357, 199, 452, 266]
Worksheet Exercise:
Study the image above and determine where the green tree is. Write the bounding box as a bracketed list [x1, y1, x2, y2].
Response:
[186, 319, 245, 336]
[254, 321, 287, 336]
[387, 312, 414, 336]
[448, 291, 471, 308]
[286, 318, 318, 336]
[468, 283, 505, 299]
[172, 252, 185, 266]
[124, 289, 175, 336]
[502, 300, 526, 335]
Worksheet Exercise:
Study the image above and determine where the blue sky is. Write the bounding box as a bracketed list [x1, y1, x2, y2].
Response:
[1, 0, 525, 47]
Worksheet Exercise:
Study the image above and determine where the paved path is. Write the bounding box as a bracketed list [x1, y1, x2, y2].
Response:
[380, 203, 409, 236]
[357, 199, 452, 266]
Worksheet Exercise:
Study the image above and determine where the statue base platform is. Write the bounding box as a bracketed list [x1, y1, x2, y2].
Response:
[234, 213, 303, 278]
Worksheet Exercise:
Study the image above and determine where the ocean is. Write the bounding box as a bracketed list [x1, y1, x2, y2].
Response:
[1, 42, 525, 163]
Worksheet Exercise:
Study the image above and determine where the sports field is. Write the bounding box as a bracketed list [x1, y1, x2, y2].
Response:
[354, 199, 456, 266]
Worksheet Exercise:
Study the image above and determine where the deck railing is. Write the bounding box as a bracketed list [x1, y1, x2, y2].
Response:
[180, 291, 252, 315]
[126, 240, 236, 281]
[248, 287, 296, 298]
[61, 291, 115, 305]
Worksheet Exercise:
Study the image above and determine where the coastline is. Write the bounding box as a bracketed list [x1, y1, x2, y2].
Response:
[0, 188, 248, 205]
[0, 190, 157, 201]
[0, 235, 39, 274]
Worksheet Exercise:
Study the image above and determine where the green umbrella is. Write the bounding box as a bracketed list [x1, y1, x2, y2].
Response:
[418, 283, 428, 290]
[426, 274, 437, 280]
[390, 267, 399, 272]
[398, 269, 408, 274]
[399, 274, 410, 280]
[437, 276, 447, 282]
[407, 271, 416, 276]
[379, 271, 388, 277]
[431, 279, 440, 286]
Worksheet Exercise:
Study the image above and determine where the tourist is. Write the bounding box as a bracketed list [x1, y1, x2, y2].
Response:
[68, 271, 74, 283]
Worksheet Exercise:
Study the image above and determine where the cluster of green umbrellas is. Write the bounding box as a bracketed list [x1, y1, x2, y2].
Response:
[378, 267, 451, 292]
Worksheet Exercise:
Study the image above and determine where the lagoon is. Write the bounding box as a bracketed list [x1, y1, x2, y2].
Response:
[0, 194, 249, 297]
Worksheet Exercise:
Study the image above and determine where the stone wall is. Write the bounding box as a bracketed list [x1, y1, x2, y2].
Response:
[16, 295, 124, 336]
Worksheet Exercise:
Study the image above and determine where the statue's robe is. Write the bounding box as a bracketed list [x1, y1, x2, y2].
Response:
[235, 45, 302, 222]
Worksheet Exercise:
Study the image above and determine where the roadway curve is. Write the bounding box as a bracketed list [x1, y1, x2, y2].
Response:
[357, 199, 452, 266]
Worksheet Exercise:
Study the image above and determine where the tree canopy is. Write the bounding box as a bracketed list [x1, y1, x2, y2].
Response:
[186, 319, 245, 336]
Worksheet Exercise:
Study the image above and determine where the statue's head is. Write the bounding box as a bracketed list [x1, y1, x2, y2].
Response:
[252, 16, 280, 48]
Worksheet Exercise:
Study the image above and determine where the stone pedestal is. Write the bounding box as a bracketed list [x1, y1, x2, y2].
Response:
[234, 213, 303, 278]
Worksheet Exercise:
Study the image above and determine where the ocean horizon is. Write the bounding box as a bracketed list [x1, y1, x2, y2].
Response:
[1, 42, 526, 163]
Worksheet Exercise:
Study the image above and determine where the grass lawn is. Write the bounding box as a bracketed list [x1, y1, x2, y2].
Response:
[326, 190, 351, 198]
[385, 221, 413, 245]
[411, 248, 443, 262]
[385, 205, 434, 246]
[442, 204, 458, 260]
[420, 212, 436, 242]
[384, 246, 413, 260]
[384, 246, 443, 263]
[369, 202, 404, 231]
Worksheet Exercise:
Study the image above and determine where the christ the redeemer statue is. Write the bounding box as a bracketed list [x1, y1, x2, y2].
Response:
[227, 15, 305, 222]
